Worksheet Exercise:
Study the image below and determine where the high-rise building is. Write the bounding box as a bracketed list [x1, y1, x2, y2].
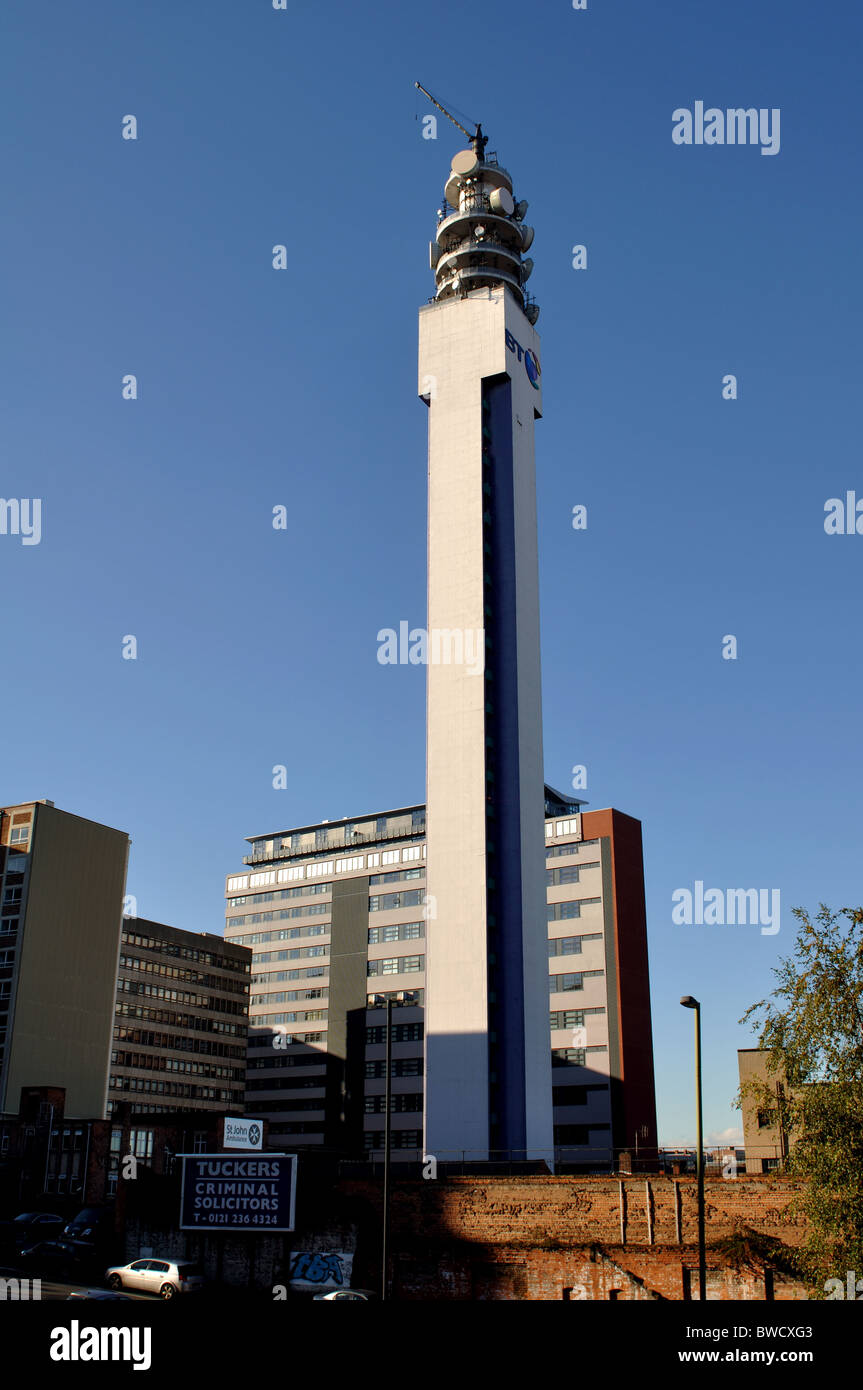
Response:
[0, 800, 130, 1116]
[108, 917, 251, 1118]
[419, 133, 550, 1158]
[223, 793, 658, 1166]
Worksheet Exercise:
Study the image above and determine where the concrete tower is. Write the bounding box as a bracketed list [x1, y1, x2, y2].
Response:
[420, 129, 554, 1161]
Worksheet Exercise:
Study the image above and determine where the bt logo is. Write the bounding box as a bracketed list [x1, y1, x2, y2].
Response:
[505, 329, 541, 390]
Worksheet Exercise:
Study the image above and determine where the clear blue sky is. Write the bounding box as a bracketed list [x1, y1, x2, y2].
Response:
[2, 0, 861, 1147]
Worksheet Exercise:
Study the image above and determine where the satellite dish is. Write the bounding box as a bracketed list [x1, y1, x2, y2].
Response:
[525, 303, 540, 325]
[520, 225, 535, 251]
[474, 225, 486, 240]
[521, 257, 534, 282]
[429, 241, 441, 269]
[514, 199, 529, 221]
[489, 187, 514, 216]
[451, 149, 479, 176]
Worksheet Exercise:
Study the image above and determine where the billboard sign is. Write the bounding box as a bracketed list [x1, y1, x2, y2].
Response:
[179, 1153, 297, 1232]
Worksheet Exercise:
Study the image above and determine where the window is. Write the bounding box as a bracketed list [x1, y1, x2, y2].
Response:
[366, 1022, 423, 1044]
[336, 856, 364, 873]
[402, 846, 421, 862]
[381, 850, 399, 865]
[552, 1048, 586, 1067]
[549, 972, 583, 993]
[549, 1010, 585, 1030]
[9, 827, 30, 845]
[548, 936, 582, 957]
[368, 921, 424, 944]
[130, 1129, 153, 1160]
[367, 955, 424, 977]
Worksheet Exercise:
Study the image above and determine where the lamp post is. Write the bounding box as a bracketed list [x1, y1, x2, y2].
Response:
[371, 990, 417, 1301]
[680, 995, 706, 1302]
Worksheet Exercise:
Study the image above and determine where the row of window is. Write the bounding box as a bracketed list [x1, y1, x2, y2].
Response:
[548, 898, 602, 921]
[226, 843, 426, 894]
[114, 1001, 246, 1035]
[547, 862, 600, 885]
[365, 1057, 423, 1079]
[368, 989, 425, 1005]
[548, 1007, 606, 1030]
[250, 989, 327, 1005]
[366, 1023, 423, 1044]
[364, 1093, 423, 1114]
[547, 933, 602, 957]
[368, 921, 424, 944]
[549, 970, 605, 993]
[225, 926, 329, 947]
[239, 931, 329, 959]
[226, 903, 330, 926]
[246, 1077, 325, 1092]
[545, 818, 581, 840]
[546, 838, 599, 859]
[226, 882, 331, 908]
[253, 1015, 329, 1031]
[110, 1051, 244, 1081]
[552, 1046, 608, 1066]
[113, 1026, 245, 1059]
[368, 868, 424, 886]
[110, 1076, 240, 1100]
[251, 967, 327, 984]
[118, 954, 249, 995]
[364, 1131, 421, 1150]
[116, 978, 246, 1013]
[367, 955, 424, 977]
[122, 932, 248, 973]
[369, 889, 425, 913]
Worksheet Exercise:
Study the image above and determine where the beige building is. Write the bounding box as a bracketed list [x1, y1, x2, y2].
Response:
[0, 800, 130, 1117]
[738, 1048, 791, 1173]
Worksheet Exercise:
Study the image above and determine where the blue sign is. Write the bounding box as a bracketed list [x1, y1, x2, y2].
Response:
[179, 1153, 297, 1232]
[505, 329, 541, 390]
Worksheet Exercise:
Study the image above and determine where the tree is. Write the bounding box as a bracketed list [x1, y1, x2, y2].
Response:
[739, 904, 863, 1292]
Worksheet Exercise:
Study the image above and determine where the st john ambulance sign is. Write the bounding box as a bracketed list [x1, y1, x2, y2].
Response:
[223, 1116, 263, 1150]
[179, 1154, 297, 1232]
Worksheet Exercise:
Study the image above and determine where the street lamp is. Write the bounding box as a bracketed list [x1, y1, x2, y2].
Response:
[370, 989, 418, 1301]
[680, 995, 706, 1302]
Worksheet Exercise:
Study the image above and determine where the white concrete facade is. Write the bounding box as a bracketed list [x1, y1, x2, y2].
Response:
[419, 286, 554, 1159]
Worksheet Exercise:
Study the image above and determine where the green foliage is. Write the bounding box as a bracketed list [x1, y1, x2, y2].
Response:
[740, 905, 863, 1291]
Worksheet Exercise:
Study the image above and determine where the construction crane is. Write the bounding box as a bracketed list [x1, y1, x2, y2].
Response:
[415, 82, 488, 160]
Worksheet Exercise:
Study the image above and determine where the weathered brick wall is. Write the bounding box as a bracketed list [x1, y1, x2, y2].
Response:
[342, 1174, 805, 1249]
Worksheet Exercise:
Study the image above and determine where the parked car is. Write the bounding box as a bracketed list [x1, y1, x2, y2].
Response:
[17, 1239, 80, 1275]
[0, 1212, 67, 1249]
[63, 1206, 114, 1246]
[312, 1288, 376, 1301]
[105, 1258, 205, 1299]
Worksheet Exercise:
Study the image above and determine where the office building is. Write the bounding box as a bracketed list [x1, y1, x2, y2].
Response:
[224, 792, 657, 1165]
[108, 917, 251, 1118]
[0, 800, 129, 1116]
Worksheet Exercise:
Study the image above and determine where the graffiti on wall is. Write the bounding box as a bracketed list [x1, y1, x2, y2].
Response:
[288, 1251, 354, 1290]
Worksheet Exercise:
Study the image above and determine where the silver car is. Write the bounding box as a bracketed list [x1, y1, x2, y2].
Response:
[105, 1258, 205, 1299]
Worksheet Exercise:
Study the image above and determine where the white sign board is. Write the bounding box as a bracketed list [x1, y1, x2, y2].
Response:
[222, 1116, 263, 1150]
